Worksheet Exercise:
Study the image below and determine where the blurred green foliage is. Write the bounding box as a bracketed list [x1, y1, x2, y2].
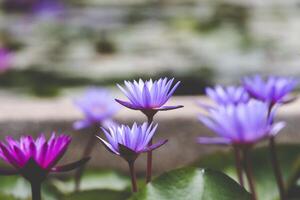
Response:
[0, 67, 215, 97]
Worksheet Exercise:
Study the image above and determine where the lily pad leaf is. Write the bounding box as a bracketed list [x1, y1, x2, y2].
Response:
[193, 144, 300, 200]
[129, 167, 251, 200]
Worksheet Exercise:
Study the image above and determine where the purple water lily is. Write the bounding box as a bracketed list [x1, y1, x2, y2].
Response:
[243, 75, 297, 199]
[97, 122, 167, 192]
[0, 48, 12, 73]
[197, 100, 285, 145]
[205, 85, 250, 106]
[0, 133, 89, 200]
[97, 122, 167, 161]
[73, 88, 120, 130]
[116, 78, 183, 116]
[116, 78, 182, 183]
[242, 75, 298, 105]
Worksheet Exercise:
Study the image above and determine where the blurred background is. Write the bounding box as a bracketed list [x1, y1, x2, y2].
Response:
[0, 1, 300, 199]
[0, 0, 300, 97]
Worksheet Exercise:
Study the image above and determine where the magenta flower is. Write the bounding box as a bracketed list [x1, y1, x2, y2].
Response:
[0, 48, 12, 73]
[205, 85, 250, 106]
[0, 133, 89, 200]
[73, 88, 120, 130]
[197, 100, 285, 145]
[242, 75, 298, 105]
[116, 78, 183, 116]
[97, 122, 167, 192]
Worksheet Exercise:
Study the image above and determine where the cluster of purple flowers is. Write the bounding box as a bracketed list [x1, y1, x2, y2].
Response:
[0, 75, 296, 199]
[197, 75, 298, 200]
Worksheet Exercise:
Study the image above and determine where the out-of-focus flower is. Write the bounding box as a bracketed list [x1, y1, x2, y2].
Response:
[3, 0, 65, 17]
[197, 100, 285, 146]
[242, 75, 298, 105]
[33, 0, 65, 18]
[0, 48, 12, 73]
[73, 88, 120, 130]
[97, 122, 167, 162]
[204, 85, 250, 106]
[0, 133, 89, 180]
[116, 78, 183, 116]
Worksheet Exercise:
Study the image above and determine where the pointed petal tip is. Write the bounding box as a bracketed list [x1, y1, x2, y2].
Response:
[157, 105, 184, 111]
[51, 157, 91, 172]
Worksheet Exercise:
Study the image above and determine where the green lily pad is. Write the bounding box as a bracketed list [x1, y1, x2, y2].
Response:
[193, 144, 300, 200]
[129, 167, 250, 200]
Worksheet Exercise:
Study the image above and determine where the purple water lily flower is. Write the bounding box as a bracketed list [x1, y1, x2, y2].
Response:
[97, 122, 167, 162]
[0, 48, 12, 73]
[116, 78, 183, 117]
[197, 100, 285, 146]
[242, 75, 298, 105]
[205, 85, 250, 105]
[73, 88, 120, 130]
[97, 122, 167, 192]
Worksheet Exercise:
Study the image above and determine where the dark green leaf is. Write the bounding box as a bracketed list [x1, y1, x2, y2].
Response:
[193, 144, 300, 200]
[129, 167, 250, 200]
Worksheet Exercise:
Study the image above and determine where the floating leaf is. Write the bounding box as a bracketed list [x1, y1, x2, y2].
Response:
[129, 167, 250, 200]
[194, 144, 300, 200]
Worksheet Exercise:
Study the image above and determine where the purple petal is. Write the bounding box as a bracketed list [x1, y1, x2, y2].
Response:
[51, 157, 90, 172]
[156, 105, 184, 111]
[115, 99, 140, 110]
[139, 139, 168, 153]
[96, 136, 119, 155]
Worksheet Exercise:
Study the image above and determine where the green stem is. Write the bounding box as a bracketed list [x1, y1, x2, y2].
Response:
[74, 125, 98, 191]
[146, 114, 154, 183]
[30, 181, 42, 200]
[128, 161, 138, 192]
[243, 148, 257, 200]
[233, 146, 244, 187]
[269, 137, 285, 200]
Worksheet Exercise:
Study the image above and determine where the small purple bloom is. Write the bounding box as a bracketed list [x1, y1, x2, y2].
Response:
[197, 100, 285, 145]
[116, 78, 183, 114]
[242, 75, 298, 105]
[204, 85, 250, 106]
[0, 48, 12, 73]
[73, 88, 120, 130]
[97, 123, 167, 162]
[0, 133, 89, 179]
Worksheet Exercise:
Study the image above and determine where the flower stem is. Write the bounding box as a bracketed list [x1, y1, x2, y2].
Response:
[233, 146, 244, 187]
[146, 114, 154, 183]
[128, 161, 138, 192]
[242, 148, 257, 200]
[269, 136, 285, 200]
[30, 181, 42, 200]
[74, 125, 98, 191]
